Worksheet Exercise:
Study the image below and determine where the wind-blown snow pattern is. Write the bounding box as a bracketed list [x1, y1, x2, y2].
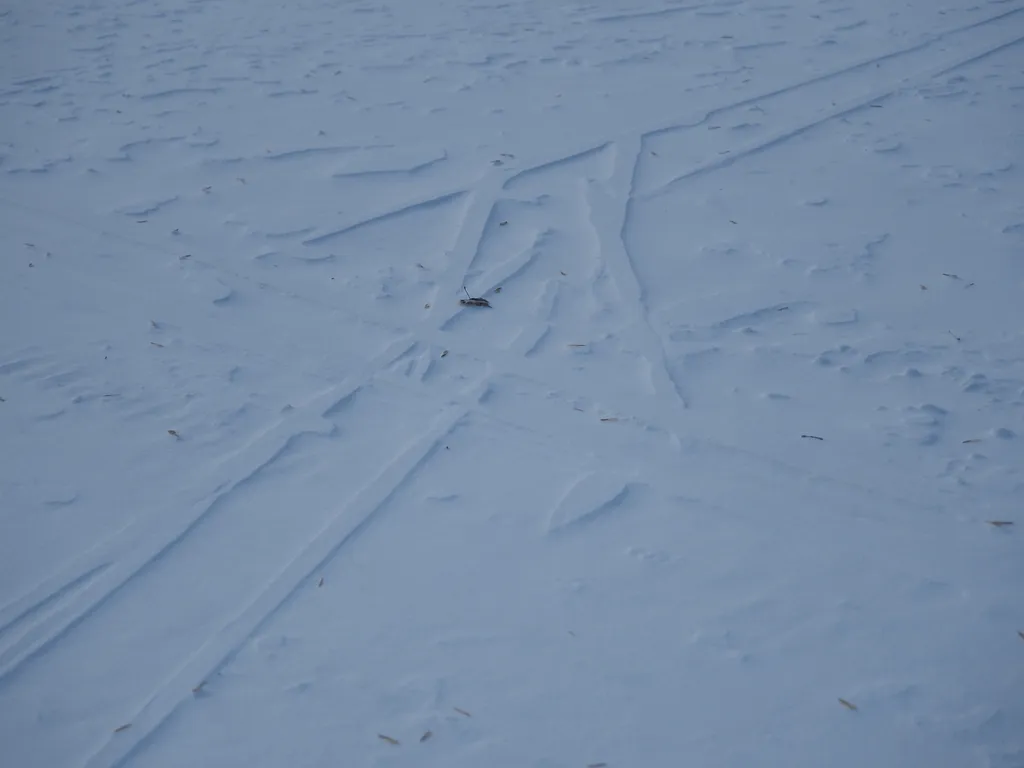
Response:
[1, 0, 1022, 766]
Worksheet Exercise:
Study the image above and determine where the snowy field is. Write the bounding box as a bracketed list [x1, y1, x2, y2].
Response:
[1, 0, 1023, 766]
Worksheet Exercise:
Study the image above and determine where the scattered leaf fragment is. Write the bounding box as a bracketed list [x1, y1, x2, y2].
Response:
[560, 270, 567, 276]
[440, 350, 449, 358]
[454, 707, 472, 718]
[378, 734, 400, 745]
[499, 221, 508, 226]
[589, 763, 608, 768]
[986, 520, 1014, 527]
[838, 698, 858, 711]
[801, 434, 824, 441]
[167, 429, 180, 438]
[1018, 631, 1024, 641]
[494, 286, 502, 293]
[192, 681, 206, 694]
[920, 284, 928, 290]
[420, 731, 433, 743]
[114, 723, 132, 733]
[424, 303, 430, 309]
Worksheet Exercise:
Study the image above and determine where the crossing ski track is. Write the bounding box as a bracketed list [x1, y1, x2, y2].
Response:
[1, 0, 1023, 766]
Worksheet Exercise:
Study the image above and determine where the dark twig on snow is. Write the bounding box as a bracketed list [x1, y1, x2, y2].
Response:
[460, 286, 491, 307]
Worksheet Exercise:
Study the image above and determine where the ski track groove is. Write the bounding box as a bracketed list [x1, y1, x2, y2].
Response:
[644, 8, 1024, 197]
[502, 141, 611, 192]
[0, 335, 417, 688]
[81, 397, 481, 768]
[589, 4, 711, 24]
[301, 189, 467, 247]
[592, 135, 690, 409]
[643, 3, 1024, 143]
[0, 563, 110, 667]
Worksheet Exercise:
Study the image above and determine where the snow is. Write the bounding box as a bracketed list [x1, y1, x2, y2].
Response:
[1, 0, 1022, 765]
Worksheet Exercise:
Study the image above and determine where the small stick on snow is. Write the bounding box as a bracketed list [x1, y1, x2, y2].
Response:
[192, 681, 206, 694]
[986, 520, 1014, 527]
[801, 434, 824, 441]
[838, 698, 858, 711]
[167, 429, 180, 438]
[460, 287, 491, 307]
[420, 731, 433, 742]
[949, 330, 961, 342]
[378, 734, 400, 745]
[317, 577, 324, 587]
[453, 707, 472, 717]
[114, 724, 132, 733]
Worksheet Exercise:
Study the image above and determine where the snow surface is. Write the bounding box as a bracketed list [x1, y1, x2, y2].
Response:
[1, 0, 1023, 766]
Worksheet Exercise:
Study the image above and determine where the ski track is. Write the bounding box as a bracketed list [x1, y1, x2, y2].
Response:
[4, 1, 1023, 765]
[7, 12, 1010, 687]
[301, 189, 467, 247]
[7, 1, 1019, 664]
[641, 6, 1024, 198]
[81, 394, 483, 768]
[0, 335, 416, 686]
